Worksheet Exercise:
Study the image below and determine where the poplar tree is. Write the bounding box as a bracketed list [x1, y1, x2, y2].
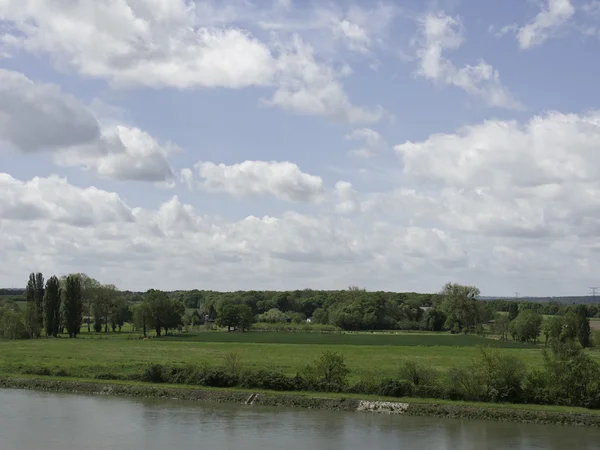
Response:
[64, 275, 83, 338]
[44, 276, 61, 337]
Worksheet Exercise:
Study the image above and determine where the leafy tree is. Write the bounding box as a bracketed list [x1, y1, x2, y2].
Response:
[311, 307, 328, 324]
[424, 308, 447, 332]
[509, 309, 543, 343]
[508, 302, 519, 322]
[237, 304, 255, 332]
[440, 282, 481, 333]
[574, 305, 591, 348]
[78, 274, 100, 332]
[93, 284, 117, 332]
[541, 316, 563, 345]
[257, 308, 288, 323]
[305, 351, 350, 388]
[140, 290, 183, 336]
[0, 302, 28, 339]
[132, 302, 151, 338]
[109, 297, 131, 332]
[216, 303, 241, 331]
[25, 272, 44, 337]
[64, 274, 83, 338]
[44, 276, 61, 337]
[492, 313, 510, 340]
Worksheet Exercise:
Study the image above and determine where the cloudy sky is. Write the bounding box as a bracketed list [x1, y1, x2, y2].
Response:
[1, 0, 599, 296]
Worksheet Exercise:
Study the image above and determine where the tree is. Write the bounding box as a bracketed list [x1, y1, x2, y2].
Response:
[25, 272, 44, 337]
[237, 304, 255, 332]
[257, 308, 288, 323]
[216, 303, 241, 331]
[492, 313, 510, 340]
[541, 316, 563, 345]
[64, 274, 83, 338]
[109, 297, 131, 332]
[132, 302, 150, 338]
[440, 282, 481, 333]
[141, 289, 183, 337]
[78, 274, 100, 332]
[304, 351, 350, 388]
[574, 305, 591, 348]
[508, 302, 519, 322]
[509, 310, 542, 343]
[424, 308, 447, 332]
[44, 276, 61, 337]
[93, 284, 117, 332]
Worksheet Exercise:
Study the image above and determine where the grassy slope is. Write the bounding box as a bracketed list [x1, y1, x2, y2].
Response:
[0, 331, 562, 382]
[3, 373, 600, 417]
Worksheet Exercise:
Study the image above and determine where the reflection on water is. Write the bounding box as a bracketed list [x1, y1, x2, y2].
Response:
[0, 389, 599, 450]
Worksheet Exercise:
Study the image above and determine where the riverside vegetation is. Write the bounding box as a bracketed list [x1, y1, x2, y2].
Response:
[1, 272, 600, 413]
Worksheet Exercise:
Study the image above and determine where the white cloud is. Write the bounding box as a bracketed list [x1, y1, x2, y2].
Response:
[517, 0, 575, 49]
[54, 126, 175, 182]
[0, 69, 174, 182]
[333, 181, 359, 214]
[0, 173, 472, 291]
[187, 160, 325, 203]
[0, 69, 100, 152]
[413, 12, 522, 110]
[0, 0, 276, 89]
[0, 1, 382, 124]
[395, 110, 600, 238]
[266, 36, 383, 124]
[345, 128, 387, 158]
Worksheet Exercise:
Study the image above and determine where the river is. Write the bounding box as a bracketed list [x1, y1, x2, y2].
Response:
[1, 389, 599, 449]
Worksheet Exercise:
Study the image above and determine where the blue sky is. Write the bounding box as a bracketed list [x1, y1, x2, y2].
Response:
[1, 0, 600, 296]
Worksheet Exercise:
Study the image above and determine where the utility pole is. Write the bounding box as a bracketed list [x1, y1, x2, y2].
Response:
[589, 287, 599, 303]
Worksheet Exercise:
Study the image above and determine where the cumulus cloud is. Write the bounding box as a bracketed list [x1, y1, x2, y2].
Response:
[0, 70, 174, 182]
[0, 70, 100, 152]
[345, 128, 387, 158]
[0, 0, 276, 89]
[266, 36, 383, 124]
[54, 126, 175, 182]
[0, 172, 471, 291]
[517, 0, 575, 49]
[186, 160, 325, 203]
[333, 181, 359, 214]
[395, 110, 600, 238]
[412, 12, 522, 110]
[0, 1, 382, 124]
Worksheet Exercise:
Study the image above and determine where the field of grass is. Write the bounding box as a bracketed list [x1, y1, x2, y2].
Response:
[0, 330, 583, 383]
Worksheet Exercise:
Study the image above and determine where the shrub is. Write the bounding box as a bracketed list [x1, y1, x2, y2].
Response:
[223, 352, 242, 378]
[238, 369, 295, 391]
[476, 347, 526, 403]
[377, 379, 413, 398]
[141, 364, 167, 383]
[303, 351, 350, 388]
[399, 360, 438, 386]
[347, 380, 379, 395]
[447, 367, 483, 401]
[94, 373, 120, 380]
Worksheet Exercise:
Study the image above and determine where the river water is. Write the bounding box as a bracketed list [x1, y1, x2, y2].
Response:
[1, 389, 599, 450]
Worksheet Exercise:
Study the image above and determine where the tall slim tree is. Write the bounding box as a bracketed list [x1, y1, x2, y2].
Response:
[24, 273, 43, 338]
[64, 275, 83, 338]
[34, 272, 45, 333]
[44, 276, 61, 337]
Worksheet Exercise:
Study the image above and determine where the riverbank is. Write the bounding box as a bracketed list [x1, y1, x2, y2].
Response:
[2, 375, 600, 427]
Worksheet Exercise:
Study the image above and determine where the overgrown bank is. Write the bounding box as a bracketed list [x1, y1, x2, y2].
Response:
[1, 376, 600, 427]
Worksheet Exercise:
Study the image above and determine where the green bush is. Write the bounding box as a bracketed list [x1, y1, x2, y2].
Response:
[377, 379, 413, 397]
[238, 369, 295, 391]
[447, 367, 483, 401]
[399, 360, 439, 386]
[476, 347, 526, 403]
[141, 364, 166, 383]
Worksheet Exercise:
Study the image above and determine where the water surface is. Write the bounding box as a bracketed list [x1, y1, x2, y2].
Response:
[1, 389, 599, 450]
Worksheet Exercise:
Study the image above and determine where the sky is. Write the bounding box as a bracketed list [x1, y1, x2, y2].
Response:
[1, 0, 600, 296]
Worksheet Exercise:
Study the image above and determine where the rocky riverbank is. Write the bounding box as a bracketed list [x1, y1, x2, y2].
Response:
[1, 376, 599, 427]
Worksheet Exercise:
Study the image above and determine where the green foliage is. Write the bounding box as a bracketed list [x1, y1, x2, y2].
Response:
[476, 347, 526, 402]
[256, 308, 288, 323]
[142, 289, 184, 336]
[64, 274, 83, 338]
[303, 351, 350, 390]
[223, 352, 243, 378]
[216, 303, 256, 332]
[509, 310, 543, 343]
[399, 360, 439, 386]
[44, 276, 61, 337]
[0, 302, 28, 339]
[440, 282, 483, 333]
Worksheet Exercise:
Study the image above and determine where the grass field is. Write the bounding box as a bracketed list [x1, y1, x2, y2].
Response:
[1, 330, 591, 383]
